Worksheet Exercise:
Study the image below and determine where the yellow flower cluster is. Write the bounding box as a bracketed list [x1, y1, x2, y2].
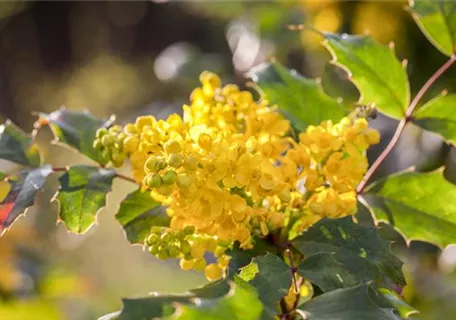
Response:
[94, 71, 379, 281]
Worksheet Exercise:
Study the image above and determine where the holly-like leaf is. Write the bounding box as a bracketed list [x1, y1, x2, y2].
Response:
[103, 276, 263, 320]
[297, 252, 384, 292]
[323, 33, 410, 119]
[55, 165, 116, 233]
[239, 253, 292, 319]
[39, 108, 114, 165]
[409, 0, 456, 57]
[248, 61, 347, 131]
[298, 284, 401, 320]
[413, 93, 456, 145]
[376, 288, 419, 318]
[292, 217, 404, 292]
[0, 121, 41, 167]
[364, 169, 456, 247]
[115, 188, 167, 244]
[0, 165, 53, 235]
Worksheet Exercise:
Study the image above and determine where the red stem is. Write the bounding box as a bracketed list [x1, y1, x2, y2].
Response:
[356, 54, 456, 194]
[115, 173, 138, 184]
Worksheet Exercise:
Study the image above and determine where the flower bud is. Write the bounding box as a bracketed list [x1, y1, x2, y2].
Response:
[179, 258, 194, 271]
[147, 233, 160, 245]
[180, 241, 191, 254]
[93, 139, 102, 149]
[183, 225, 195, 235]
[144, 173, 162, 188]
[177, 174, 192, 189]
[162, 170, 177, 185]
[96, 128, 109, 139]
[205, 264, 223, 281]
[168, 245, 180, 258]
[193, 258, 207, 271]
[149, 245, 159, 255]
[183, 156, 199, 171]
[101, 134, 116, 147]
[124, 123, 137, 134]
[156, 184, 173, 196]
[145, 156, 167, 173]
[157, 247, 169, 260]
[168, 153, 183, 168]
[161, 232, 172, 243]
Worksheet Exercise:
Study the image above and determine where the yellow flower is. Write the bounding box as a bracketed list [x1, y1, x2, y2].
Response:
[94, 72, 380, 281]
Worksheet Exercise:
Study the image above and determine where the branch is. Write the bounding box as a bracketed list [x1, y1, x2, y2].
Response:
[356, 54, 456, 194]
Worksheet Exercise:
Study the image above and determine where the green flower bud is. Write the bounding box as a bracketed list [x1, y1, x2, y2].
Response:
[109, 125, 122, 134]
[149, 245, 159, 255]
[147, 233, 160, 245]
[162, 170, 177, 185]
[161, 232, 172, 243]
[180, 241, 191, 254]
[93, 139, 102, 149]
[111, 150, 127, 167]
[144, 173, 162, 188]
[168, 245, 180, 258]
[116, 133, 127, 148]
[101, 148, 111, 163]
[183, 225, 195, 235]
[101, 134, 116, 147]
[157, 247, 170, 260]
[96, 128, 108, 139]
[145, 156, 167, 173]
[151, 226, 162, 235]
[168, 153, 183, 168]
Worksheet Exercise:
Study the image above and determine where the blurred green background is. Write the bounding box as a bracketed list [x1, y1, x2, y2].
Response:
[1, 1, 456, 319]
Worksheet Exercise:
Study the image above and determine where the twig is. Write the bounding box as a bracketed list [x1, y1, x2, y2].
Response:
[286, 243, 300, 293]
[356, 54, 456, 194]
[115, 173, 138, 184]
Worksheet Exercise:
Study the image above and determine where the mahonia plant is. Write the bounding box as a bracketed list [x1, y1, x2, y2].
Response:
[2, 1, 456, 319]
[92, 71, 379, 281]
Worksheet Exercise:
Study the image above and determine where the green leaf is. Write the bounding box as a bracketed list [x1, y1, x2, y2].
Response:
[376, 288, 419, 318]
[413, 93, 456, 145]
[239, 253, 292, 319]
[298, 284, 401, 320]
[106, 276, 263, 320]
[409, 0, 456, 56]
[323, 33, 410, 119]
[40, 108, 114, 165]
[364, 169, 456, 247]
[292, 217, 404, 291]
[0, 121, 41, 167]
[249, 61, 347, 131]
[56, 165, 116, 233]
[0, 165, 53, 235]
[115, 188, 167, 244]
[298, 252, 384, 292]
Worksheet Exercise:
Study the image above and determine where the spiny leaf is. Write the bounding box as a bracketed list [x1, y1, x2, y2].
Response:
[0, 121, 41, 167]
[115, 188, 167, 244]
[298, 284, 401, 320]
[39, 108, 114, 165]
[364, 169, 456, 247]
[412, 93, 456, 145]
[0, 165, 53, 236]
[298, 252, 383, 292]
[409, 0, 456, 56]
[239, 253, 292, 319]
[104, 276, 262, 320]
[292, 217, 404, 292]
[376, 288, 419, 318]
[55, 165, 116, 233]
[323, 33, 410, 119]
[248, 61, 347, 131]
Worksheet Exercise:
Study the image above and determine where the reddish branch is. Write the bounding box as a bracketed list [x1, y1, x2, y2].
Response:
[356, 54, 456, 194]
